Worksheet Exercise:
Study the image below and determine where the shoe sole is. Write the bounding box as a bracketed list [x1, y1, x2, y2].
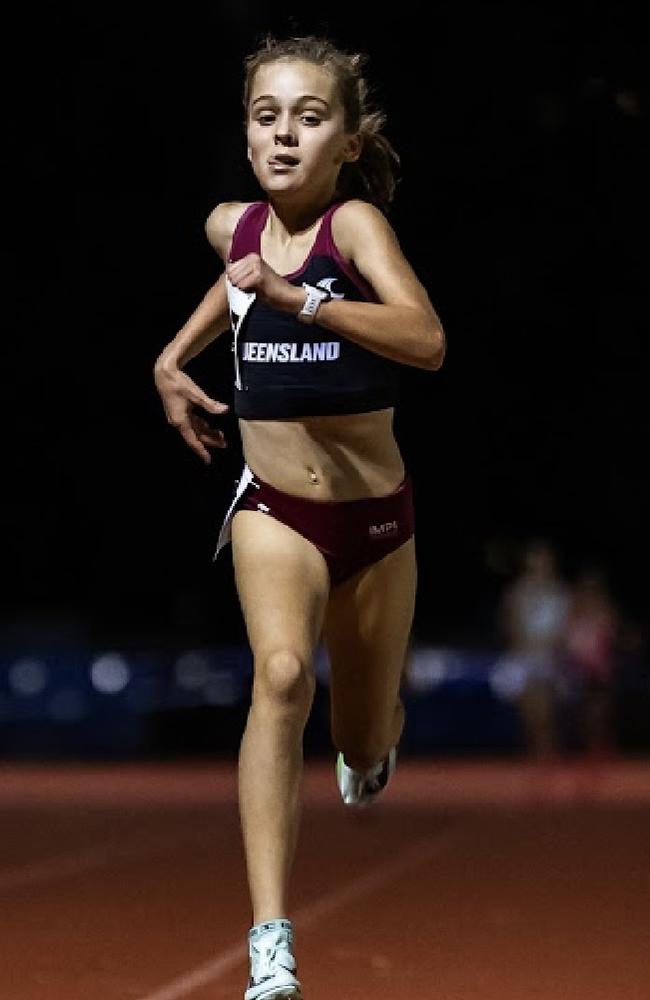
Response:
[248, 989, 301, 1000]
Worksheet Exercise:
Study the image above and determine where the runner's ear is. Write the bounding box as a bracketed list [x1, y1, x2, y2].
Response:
[341, 133, 362, 163]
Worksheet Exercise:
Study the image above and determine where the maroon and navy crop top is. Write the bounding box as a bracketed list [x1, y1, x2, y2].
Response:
[227, 199, 401, 419]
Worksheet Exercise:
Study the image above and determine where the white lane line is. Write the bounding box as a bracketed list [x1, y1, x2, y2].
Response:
[137, 824, 460, 1000]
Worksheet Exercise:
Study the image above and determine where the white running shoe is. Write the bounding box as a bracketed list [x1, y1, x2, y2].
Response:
[244, 919, 302, 1000]
[336, 747, 397, 807]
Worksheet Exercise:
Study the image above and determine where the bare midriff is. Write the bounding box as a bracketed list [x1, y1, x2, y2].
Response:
[239, 407, 406, 500]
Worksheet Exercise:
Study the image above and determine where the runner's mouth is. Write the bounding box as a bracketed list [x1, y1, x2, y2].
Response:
[269, 155, 300, 166]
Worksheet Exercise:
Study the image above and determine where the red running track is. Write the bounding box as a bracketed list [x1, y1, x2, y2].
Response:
[1, 756, 649, 1000]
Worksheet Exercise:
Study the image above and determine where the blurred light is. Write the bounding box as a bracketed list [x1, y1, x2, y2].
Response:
[90, 654, 131, 694]
[489, 655, 528, 701]
[204, 671, 239, 706]
[175, 651, 211, 690]
[8, 658, 48, 696]
[48, 688, 87, 722]
[407, 650, 449, 692]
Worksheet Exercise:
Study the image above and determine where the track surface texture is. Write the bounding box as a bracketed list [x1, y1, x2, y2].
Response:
[1, 756, 649, 1000]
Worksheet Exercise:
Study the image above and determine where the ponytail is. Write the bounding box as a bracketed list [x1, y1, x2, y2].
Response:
[338, 113, 400, 214]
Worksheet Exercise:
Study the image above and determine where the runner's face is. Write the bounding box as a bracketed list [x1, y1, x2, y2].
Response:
[247, 59, 359, 199]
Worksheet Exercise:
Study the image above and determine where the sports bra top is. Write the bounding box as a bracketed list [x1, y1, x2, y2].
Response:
[227, 199, 401, 419]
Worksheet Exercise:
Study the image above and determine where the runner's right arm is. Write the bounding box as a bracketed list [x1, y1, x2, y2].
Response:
[153, 200, 249, 372]
[152, 203, 246, 464]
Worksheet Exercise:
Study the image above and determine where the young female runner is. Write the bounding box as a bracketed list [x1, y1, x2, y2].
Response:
[154, 34, 445, 1000]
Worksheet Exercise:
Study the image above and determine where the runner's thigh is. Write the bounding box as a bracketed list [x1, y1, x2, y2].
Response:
[231, 509, 330, 666]
[323, 537, 417, 739]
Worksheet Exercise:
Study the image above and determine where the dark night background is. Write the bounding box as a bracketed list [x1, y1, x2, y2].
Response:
[2, 3, 648, 754]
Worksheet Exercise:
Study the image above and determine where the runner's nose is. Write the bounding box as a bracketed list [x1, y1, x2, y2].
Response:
[274, 131, 297, 147]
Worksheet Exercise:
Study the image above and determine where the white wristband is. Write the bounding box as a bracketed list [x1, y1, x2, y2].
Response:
[298, 283, 331, 324]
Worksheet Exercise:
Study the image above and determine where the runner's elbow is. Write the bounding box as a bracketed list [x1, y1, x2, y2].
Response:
[421, 324, 446, 370]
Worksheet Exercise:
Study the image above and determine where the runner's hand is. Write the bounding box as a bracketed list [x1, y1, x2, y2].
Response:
[154, 364, 228, 465]
[226, 254, 302, 313]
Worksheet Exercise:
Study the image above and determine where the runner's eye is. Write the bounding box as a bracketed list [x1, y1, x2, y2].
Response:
[256, 113, 276, 125]
[300, 114, 321, 126]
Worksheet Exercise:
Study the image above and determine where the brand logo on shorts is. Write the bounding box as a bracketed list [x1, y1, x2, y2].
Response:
[369, 520, 398, 539]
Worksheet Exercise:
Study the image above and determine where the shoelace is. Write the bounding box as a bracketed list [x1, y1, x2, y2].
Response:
[252, 940, 294, 981]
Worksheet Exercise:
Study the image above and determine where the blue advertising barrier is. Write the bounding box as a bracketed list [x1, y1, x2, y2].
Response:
[0, 644, 525, 758]
[2, 641, 645, 758]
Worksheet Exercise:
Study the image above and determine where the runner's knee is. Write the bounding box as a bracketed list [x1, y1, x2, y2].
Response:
[254, 649, 315, 713]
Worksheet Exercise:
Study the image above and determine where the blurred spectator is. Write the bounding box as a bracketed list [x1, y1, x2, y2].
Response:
[562, 565, 620, 758]
[491, 538, 570, 759]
